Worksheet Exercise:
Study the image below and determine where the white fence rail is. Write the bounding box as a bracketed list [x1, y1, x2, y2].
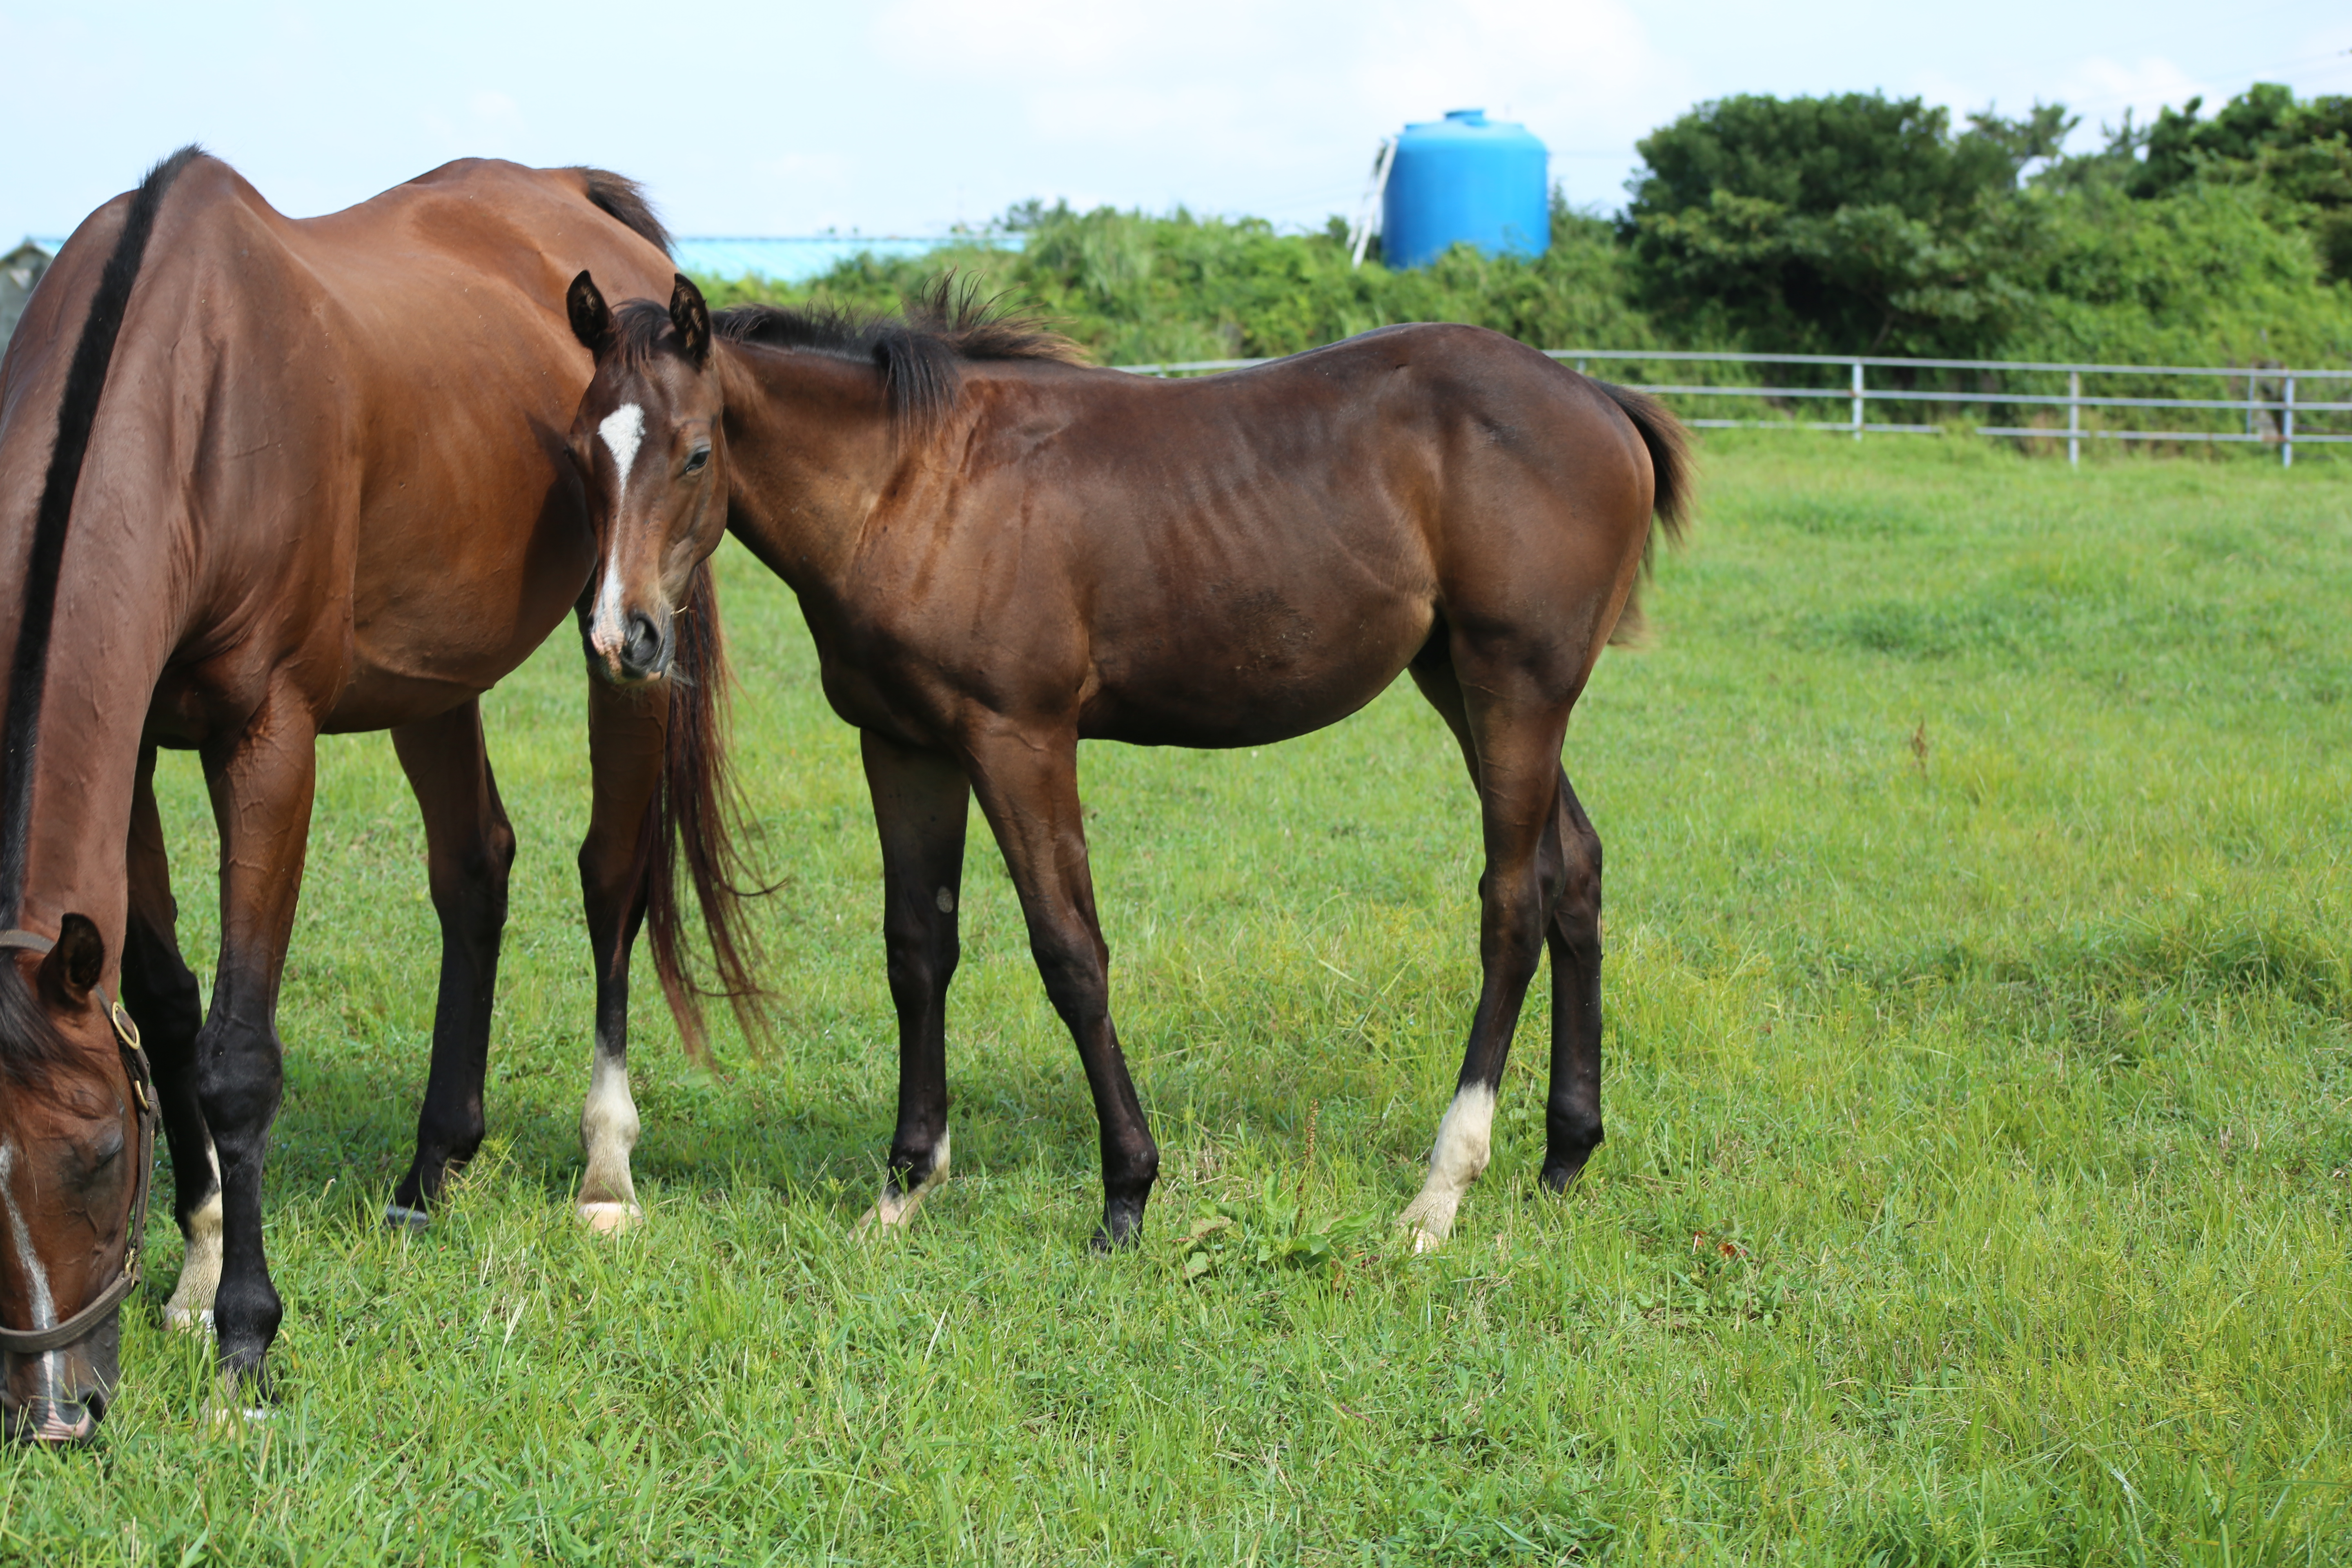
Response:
[1116, 348, 2352, 467]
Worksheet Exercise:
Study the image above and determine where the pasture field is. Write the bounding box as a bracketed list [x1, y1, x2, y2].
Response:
[5, 434, 2349, 1564]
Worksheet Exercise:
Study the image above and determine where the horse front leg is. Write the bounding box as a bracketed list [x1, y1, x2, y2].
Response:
[962, 726, 1158, 1251]
[194, 698, 318, 1404]
[855, 730, 970, 1232]
[120, 743, 218, 1332]
[573, 672, 666, 1231]
[384, 699, 517, 1228]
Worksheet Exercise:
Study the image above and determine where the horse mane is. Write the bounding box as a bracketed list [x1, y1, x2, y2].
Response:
[0, 143, 201, 1082]
[713, 276, 1086, 429]
[572, 167, 672, 257]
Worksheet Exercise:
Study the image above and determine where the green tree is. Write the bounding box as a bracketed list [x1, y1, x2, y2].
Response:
[1624, 93, 2069, 356]
[2127, 85, 2352, 280]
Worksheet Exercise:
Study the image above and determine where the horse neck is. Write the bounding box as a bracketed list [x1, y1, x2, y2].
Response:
[716, 342, 905, 596]
[0, 494, 185, 960]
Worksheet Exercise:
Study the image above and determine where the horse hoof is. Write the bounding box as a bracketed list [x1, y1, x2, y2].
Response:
[853, 1196, 914, 1236]
[164, 1305, 216, 1336]
[577, 1201, 641, 1234]
[382, 1202, 431, 1233]
[1394, 1194, 1457, 1251]
[206, 1402, 273, 1428]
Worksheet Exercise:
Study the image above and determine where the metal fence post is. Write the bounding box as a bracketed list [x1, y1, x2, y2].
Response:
[2067, 370, 2081, 466]
[1851, 360, 1864, 441]
[2283, 376, 2295, 469]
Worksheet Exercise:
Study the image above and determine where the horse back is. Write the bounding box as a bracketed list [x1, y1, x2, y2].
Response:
[875, 324, 1658, 745]
[1, 154, 674, 732]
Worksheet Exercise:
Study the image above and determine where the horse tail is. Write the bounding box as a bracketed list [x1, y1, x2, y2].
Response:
[0, 145, 204, 929]
[643, 558, 774, 1065]
[571, 167, 673, 257]
[1588, 378, 1694, 647]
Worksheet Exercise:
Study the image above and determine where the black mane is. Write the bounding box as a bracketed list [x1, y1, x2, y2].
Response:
[573, 167, 672, 257]
[714, 277, 1085, 429]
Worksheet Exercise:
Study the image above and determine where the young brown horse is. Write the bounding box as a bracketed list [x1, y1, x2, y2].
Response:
[566, 274, 1689, 1252]
[0, 152, 760, 1437]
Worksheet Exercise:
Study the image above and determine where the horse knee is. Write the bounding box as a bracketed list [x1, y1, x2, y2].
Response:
[1029, 931, 1108, 1022]
[882, 909, 959, 997]
[195, 1025, 282, 1145]
[429, 831, 512, 942]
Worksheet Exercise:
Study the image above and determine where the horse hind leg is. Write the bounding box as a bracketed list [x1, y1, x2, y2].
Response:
[385, 700, 517, 1229]
[1397, 657, 1573, 1250]
[1540, 769, 1605, 1191]
[120, 744, 220, 1332]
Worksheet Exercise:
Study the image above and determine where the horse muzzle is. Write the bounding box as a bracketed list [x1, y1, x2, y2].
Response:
[612, 609, 674, 684]
[2, 1326, 117, 1445]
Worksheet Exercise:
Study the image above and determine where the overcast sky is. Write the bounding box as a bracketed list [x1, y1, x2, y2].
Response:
[7, 0, 2350, 245]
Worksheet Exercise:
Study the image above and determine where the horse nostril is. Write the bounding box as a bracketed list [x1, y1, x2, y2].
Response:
[622, 612, 662, 673]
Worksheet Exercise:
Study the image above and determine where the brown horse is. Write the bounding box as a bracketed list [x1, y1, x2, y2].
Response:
[565, 274, 1689, 1252]
[0, 151, 762, 1438]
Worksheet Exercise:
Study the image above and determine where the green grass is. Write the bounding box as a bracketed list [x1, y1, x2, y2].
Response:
[6, 434, 2349, 1564]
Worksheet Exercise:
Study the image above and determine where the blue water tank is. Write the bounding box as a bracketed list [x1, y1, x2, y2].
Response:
[1381, 109, 1550, 269]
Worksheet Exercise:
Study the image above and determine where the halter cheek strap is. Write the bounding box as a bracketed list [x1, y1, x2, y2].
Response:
[0, 928, 157, 1359]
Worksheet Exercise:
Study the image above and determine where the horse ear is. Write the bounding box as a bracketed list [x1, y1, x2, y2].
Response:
[669, 273, 711, 368]
[568, 270, 613, 353]
[37, 914, 104, 1008]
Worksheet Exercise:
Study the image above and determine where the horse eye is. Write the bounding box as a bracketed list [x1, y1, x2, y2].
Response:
[683, 447, 710, 475]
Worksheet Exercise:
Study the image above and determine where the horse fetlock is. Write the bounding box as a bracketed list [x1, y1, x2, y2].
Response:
[165, 1189, 225, 1330]
[576, 1050, 641, 1231]
[857, 1129, 952, 1235]
[1398, 1082, 1499, 1250]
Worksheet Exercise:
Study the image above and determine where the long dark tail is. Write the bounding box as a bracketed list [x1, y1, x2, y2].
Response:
[1590, 379, 1694, 647]
[0, 145, 203, 926]
[643, 559, 773, 1063]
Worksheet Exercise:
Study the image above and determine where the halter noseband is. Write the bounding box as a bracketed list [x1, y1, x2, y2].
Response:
[0, 929, 157, 1359]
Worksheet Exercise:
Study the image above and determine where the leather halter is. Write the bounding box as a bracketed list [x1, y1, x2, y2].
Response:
[0, 929, 157, 1358]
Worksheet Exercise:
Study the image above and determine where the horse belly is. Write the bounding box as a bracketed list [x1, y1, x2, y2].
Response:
[1082, 591, 1431, 749]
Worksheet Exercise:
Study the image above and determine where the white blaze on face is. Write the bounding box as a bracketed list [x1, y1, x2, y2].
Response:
[590, 402, 647, 657]
[1395, 1082, 1497, 1252]
[0, 1139, 60, 1405]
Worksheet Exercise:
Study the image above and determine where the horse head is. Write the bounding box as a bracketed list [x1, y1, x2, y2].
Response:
[0, 915, 149, 1443]
[566, 270, 727, 687]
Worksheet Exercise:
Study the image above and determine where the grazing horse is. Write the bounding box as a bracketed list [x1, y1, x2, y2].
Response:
[0, 151, 762, 1436]
[564, 273, 1689, 1251]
